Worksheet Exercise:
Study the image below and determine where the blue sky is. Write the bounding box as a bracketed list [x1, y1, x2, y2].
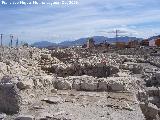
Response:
[0, 0, 160, 44]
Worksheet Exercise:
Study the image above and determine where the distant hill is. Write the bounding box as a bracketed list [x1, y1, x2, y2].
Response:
[59, 38, 87, 47]
[148, 35, 160, 41]
[32, 36, 143, 48]
[59, 36, 142, 47]
[31, 41, 58, 48]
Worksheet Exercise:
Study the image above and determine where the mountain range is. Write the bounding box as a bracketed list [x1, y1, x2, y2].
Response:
[148, 35, 160, 41]
[31, 36, 145, 48]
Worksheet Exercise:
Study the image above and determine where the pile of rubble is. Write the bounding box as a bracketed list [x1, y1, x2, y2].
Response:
[116, 47, 160, 120]
[0, 46, 160, 120]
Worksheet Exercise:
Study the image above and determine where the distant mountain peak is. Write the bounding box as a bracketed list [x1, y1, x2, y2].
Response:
[32, 36, 143, 48]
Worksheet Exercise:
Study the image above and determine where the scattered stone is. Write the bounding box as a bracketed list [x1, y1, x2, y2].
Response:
[0, 81, 20, 114]
[80, 79, 98, 91]
[41, 54, 52, 60]
[55, 80, 72, 90]
[42, 96, 63, 104]
[16, 80, 33, 90]
[107, 78, 126, 91]
[15, 115, 34, 120]
[97, 78, 109, 91]
[147, 103, 159, 119]
[0, 113, 6, 119]
[146, 87, 159, 96]
[51, 88, 58, 93]
[53, 111, 66, 116]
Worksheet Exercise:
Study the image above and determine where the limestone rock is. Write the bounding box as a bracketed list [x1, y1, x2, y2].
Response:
[40, 75, 53, 87]
[138, 91, 148, 102]
[0, 62, 7, 74]
[155, 72, 160, 83]
[16, 80, 34, 90]
[37, 111, 53, 120]
[0, 113, 6, 119]
[110, 81, 124, 91]
[15, 115, 34, 120]
[97, 78, 109, 91]
[109, 66, 120, 75]
[42, 96, 63, 104]
[81, 79, 98, 91]
[146, 87, 159, 96]
[0, 81, 20, 114]
[140, 102, 159, 119]
[120, 63, 142, 74]
[147, 103, 159, 119]
[72, 79, 81, 91]
[51, 88, 58, 93]
[41, 54, 52, 60]
[55, 79, 72, 90]
[107, 77, 126, 91]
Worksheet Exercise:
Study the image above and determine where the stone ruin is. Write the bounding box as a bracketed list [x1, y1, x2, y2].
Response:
[0, 46, 160, 120]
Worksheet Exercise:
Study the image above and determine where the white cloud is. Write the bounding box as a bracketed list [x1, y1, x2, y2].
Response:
[0, 0, 160, 43]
